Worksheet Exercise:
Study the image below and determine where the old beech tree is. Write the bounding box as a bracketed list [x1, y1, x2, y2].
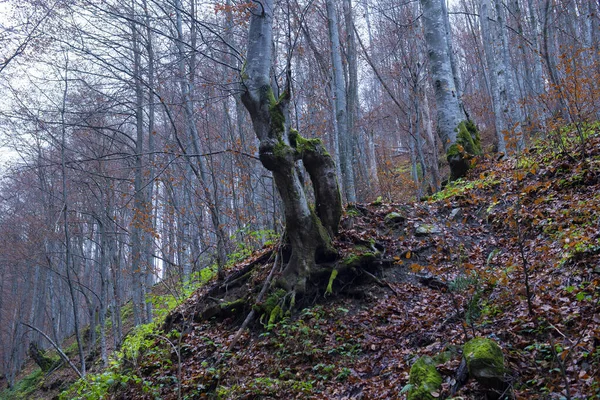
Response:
[420, 0, 481, 180]
[241, 0, 342, 295]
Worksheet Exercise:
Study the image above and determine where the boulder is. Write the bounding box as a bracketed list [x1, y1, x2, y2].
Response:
[385, 211, 405, 225]
[407, 356, 442, 400]
[463, 337, 505, 394]
[415, 224, 441, 236]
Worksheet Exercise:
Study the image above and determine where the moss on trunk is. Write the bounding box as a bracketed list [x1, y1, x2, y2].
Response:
[447, 120, 482, 181]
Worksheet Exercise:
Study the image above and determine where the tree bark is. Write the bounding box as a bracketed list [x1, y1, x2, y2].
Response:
[420, 0, 480, 180]
[326, 0, 356, 203]
[241, 0, 341, 295]
[480, 0, 507, 153]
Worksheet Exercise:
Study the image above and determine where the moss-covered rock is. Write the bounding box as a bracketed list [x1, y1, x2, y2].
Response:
[463, 337, 505, 390]
[384, 211, 405, 225]
[456, 120, 482, 155]
[407, 356, 443, 400]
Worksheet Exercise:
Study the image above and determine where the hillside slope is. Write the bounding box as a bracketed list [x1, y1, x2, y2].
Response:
[7, 127, 600, 399]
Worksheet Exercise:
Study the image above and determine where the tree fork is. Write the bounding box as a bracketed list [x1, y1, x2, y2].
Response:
[241, 2, 342, 296]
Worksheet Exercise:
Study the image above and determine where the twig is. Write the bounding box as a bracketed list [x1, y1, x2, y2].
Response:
[547, 331, 572, 400]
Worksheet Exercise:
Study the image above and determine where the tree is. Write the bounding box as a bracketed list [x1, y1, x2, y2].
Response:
[241, 0, 341, 295]
[420, 0, 481, 180]
[326, 0, 356, 203]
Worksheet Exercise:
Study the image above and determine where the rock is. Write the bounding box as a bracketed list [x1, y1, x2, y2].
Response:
[463, 337, 506, 395]
[385, 211, 405, 225]
[407, 356, 442, 400]
[415, 224, 441, 236]
[449, 208, 461, 220]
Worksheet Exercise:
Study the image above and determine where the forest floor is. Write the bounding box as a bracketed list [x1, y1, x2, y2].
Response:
[3, 127, 600, 399]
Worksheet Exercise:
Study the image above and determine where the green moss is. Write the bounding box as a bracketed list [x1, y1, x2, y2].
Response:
[429, 173, 500, 202]
[261, 85, 285, 138]
[220, 298, 245, 313]
[447, 120, 482, 180]
[256, 289, 287, 327]
[272, 140, 291, 159]
[407, 356, 443, 400]
[463, 337, 505, 385]
[456, 120, 482, 156]
[325, 269, 338, 295]
[346, 207, 361, 217]
[310, 210, 336, 257]
[342, 251, 377, 269]
[446, 143, 461, 158]
[268, 305, 283, 326]
[289, 130, 329, 156]
[384, 211, 405, 225]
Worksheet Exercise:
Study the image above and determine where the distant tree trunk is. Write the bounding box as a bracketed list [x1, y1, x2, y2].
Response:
[326, 0, 356, 203]
[511, 0, 535, 123]
[441, 0, 464, 113]
[98, 212, 108, 367]
[421, 88, 441, 191]
[143, 0, 156, 322]
[420, 0, 480, 180]
[480, 0, 507, 153]
[343, 0, 360, 200]
[174, 0, 229, 275]
[242, 0, 341, 294]
[109, 214, 123, 347]
[542, 0, 570, 122]
[131, 12, 147, 326]
[526, 0, 546, 97]
[494, 0, 524, 150]
[59, 54, 85, 376]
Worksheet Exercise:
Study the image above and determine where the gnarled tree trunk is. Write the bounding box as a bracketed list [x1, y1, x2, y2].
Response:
[241, 0, 341, 295]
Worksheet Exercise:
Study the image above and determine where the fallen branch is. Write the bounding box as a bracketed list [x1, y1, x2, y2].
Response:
[21, 322, 83, 379]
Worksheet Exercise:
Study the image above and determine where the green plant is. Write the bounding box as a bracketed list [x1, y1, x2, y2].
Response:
[312, 363, 335, 380]
[0, 369, 43, 400]
[430, 174, 500, 201]
[59, 371, 143, 400]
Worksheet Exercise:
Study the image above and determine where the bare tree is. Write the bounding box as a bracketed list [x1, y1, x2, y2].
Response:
[420, 0, 481, 180]
[241, 0, 341, 294]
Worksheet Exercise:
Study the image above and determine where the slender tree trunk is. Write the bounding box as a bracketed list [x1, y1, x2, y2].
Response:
[442, 0, 464, 113]
[326, 0, 356, 203]
[343, 0, 360, 200]
[494, 0, 524, 149]
[542, 0, 570, 122]
[143, 0, 156, 322]
[421, 0, 464, 144]
[60, 54, 85, 376]
[480, 0, 507, 153]
[174, 0, 228, 275]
